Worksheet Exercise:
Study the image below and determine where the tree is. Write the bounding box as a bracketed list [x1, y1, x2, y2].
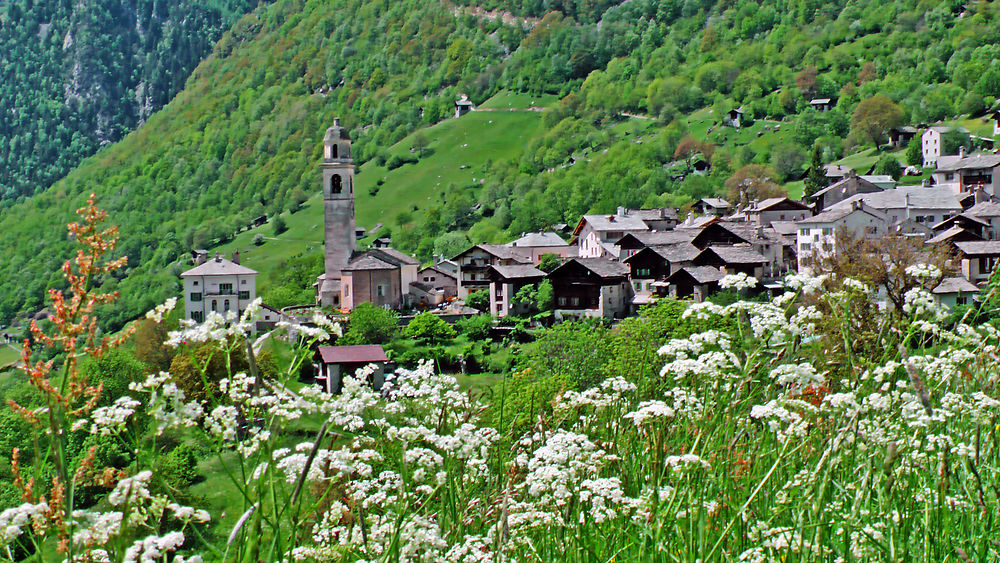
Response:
[769, 144, 807, 182]
[795, 65, 818, 95]
[411, 131, 429, 157]
[537, 253, 563, 273]
[456, 314, 492, 340]
[942, 129, 971, 156]
[272, 214, 287, 236]
[340, 302, 399, 344]
[873, 153, 903, 180]
[905, 136, 922, 166]
[724, 165, 785, 207]
[433, 232, 470, 260]
[465, 289, 489, 313]
[405, 312, 456, 344]
[536, 279, 554, 312]
[850, 95, 904, 147]
[803, 144, 826, 199]
[79, 349, 147, 407]
[132, 316, 179, 372]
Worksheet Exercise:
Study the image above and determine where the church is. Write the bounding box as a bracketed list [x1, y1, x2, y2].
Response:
[315, 119, 421, 311]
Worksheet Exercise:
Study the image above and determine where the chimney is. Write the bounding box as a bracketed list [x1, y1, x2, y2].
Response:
[215, 252, 222, 262]
[905, 193, 911, 220]
[616, 206, 627, 217]
[921, 178, 931, 188]
[959, 145, 967, 158]
[231, 251, 240, 265]
[851, 200, 860, 211]
[847, 168, 857, 178]
[334, 117, 341, 127]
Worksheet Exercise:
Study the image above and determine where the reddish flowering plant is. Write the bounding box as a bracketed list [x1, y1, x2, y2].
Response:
[7, 193, 131, 555]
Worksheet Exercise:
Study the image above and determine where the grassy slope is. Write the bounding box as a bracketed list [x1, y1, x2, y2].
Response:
[213, 96, 545, 291]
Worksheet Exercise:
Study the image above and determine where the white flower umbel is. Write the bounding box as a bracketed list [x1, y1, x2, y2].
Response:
[145, 297, 178, 322]
[905, 263, 941, 282]
[720, 272, 758, 291]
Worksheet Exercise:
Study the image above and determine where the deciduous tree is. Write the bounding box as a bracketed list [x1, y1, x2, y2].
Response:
[850, 95, 904, 147]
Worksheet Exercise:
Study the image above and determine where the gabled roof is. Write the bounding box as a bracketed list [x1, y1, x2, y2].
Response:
[370, 247, 420, 266]
[935, 153, 1000, 172]
[623, 243, 700, 264]
[810, 98, 832, 104]
[770, 220, 799, 237]
[811, 174, 882, 200]
[630, 208, 679, 221]
[453, 244, 530, 263]
[831, 186, 962, 212]
[699, 245, 767, 265]
[932, 277, 980, 294]
[699, 197, 731, 209]
[926, 225, 982, 245]
[182, 257, 258, 277]
[824, 164, 853, 177]
[749, 197, 812, 212]
[508, 232, 568, 247]
[551, 258, 629, 280]
[615, 231, 695, 248]
[343, 253, 398, 271]
[572, 213, 650, 236]
[419, 264, 458, 279]
[317, 345, 387, 364]
[953, 240, 1000, 256]
[667, 266, 724, 284]
[489, 264, 546, 280]
[965, 201, 1000, 219]
[797, 205, 888, 225]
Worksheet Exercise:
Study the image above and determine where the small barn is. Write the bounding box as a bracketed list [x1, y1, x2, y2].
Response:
[315, 344, 387, 393]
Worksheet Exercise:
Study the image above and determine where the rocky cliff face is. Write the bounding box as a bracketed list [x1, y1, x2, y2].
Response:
[0, 0, 261, 199]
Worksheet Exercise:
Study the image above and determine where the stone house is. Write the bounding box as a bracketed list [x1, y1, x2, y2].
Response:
[454, 244, 530, 299]
[809, 171, 883, 213]
[572, 209, 653, 258]
[181, 254, 258, 323]
[888, 126, 919, 148]
[694, 198, 731, 217]
[952, 240, 1000, 285]
[693, 245, 767, 279]
[744, 197, 813, 227]
[315, 345, 387, 393]
[809, 98, 834, 112]
[418, 264, 458, 299]
[932, 151, 1000, 197]
[506, 231, 573, 264]
[455, 94, 475, 118]
[931, 277, 979, 309]
[487, 264, 547, 317]
[830, 186, 962, 228]
[795, 203, 890, 273]
[922, 126, 952, 168]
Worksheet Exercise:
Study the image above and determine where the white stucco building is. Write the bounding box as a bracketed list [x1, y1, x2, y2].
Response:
[795, 203, 889, 273]
[181, 254, 258, 322]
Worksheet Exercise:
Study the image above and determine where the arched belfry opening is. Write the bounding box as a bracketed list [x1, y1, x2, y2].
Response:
[331, 144, 338, 158]
[331, 174, 342, 194]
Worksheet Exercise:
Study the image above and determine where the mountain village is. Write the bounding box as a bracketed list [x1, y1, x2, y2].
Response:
[181, 113, 1000, 344]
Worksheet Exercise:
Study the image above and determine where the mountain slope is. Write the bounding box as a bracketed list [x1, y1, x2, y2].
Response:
[0, 0, 263, 200]
[3, 0, 1000, 329]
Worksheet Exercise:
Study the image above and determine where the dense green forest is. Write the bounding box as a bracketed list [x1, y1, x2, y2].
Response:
[0, 0, 263, 200]
[1, 0, 999, 330]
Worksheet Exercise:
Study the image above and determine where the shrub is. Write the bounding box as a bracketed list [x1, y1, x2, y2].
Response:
[456, 314, 493, 340]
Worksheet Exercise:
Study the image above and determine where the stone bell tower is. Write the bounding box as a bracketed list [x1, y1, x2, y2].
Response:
[317, 118, 356, 307]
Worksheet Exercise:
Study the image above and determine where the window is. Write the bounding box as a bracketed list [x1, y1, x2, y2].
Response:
[239, 291, 250, 299]
[224, 299, 230, 312]
[800, 243, 811, 251]
[190, 292, 202, 302]
[331, 174, 342, 194]
[192, 311, 203, 322]
[957, 296, 968, 306]
[377, 284, 386, 297]
[570, 297, 580, 306]
[822, 228, 832, 235]
[637, 268, 651, 277]
[219, 283, 233, 295]
[946, 173, 954, 181]
[558, 297, 567, 306]
[211, 301, 217, 312]
[331, 144, 338, 158]
[193, 281, 199, 287]
[241, 279, 247, 285]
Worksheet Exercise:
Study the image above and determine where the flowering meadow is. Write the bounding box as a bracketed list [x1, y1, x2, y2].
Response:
[2, 200, 1000, 561]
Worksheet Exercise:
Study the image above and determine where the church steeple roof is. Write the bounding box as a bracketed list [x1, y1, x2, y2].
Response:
[324, 117, 350, 142]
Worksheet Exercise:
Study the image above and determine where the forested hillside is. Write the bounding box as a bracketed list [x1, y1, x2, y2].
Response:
[0, 0, 262, 200]
[2, 0, 1000, 330]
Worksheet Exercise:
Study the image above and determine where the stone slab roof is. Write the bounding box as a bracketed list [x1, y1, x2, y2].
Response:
[343, 252, 398, 271]
[317, 345, 387, 364]
[936, 153, 1000, 172]
[670, 266, 724, 284]
[181, 256, 257, 277]
[704, 245, 767, 264]
[490, 264, 546, 279]
[954, 240, 1000, 256]
[508, 232, 568, 247]
[932, 276, 980, 294]
[832, 186, 962, 212]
